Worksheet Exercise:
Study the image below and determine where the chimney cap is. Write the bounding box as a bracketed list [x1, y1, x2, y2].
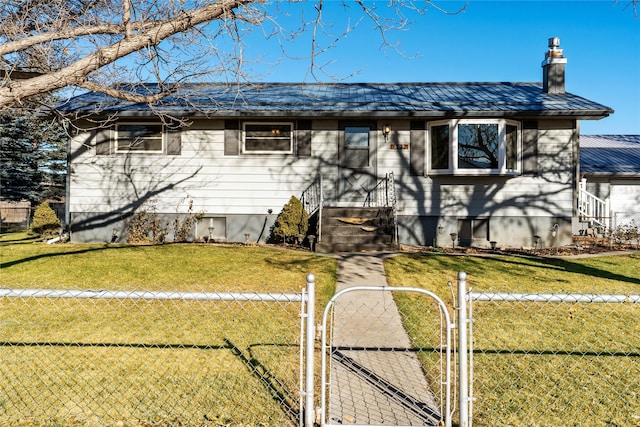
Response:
[548, 37, 561, 48]
[543, 36, 566, 63]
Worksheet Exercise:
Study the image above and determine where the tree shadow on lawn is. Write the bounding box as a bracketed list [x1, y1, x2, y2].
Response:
[0, 243, 134, 269]
[1, 338, 302, 426]
[0, 234, 41, 245]
[225, 338, 301, 425]
[399, 253, 640, 288]
[541, 255, 640, 286]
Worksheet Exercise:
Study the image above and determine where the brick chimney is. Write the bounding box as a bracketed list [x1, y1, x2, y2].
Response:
[542, 37, 567, 94]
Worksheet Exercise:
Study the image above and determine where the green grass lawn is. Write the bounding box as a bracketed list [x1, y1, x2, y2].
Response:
[0, 237, 337, 426]
[386, 253, 640, 427]
[2, 235, 639, 426]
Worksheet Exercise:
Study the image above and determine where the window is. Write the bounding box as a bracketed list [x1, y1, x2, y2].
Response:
[427, 119, 521, 175]
[430, 124, 449, 170]
[458, 123, 499, 169]
[243, 122, 293, 154]
[115, 123, 164, 153]
[343, 126, 370, 167]
[458, 218, 490, 246]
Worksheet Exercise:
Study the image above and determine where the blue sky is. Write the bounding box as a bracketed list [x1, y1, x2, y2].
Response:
[236, 0, 639, 134]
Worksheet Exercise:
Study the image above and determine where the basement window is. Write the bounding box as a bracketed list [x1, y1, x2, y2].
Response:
[427, 119, 521, 175]
[243, 122, 293, 154]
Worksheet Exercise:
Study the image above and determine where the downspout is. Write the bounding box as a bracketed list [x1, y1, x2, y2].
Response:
[573, 120, 580, 234]
[64, 120, 72, 238]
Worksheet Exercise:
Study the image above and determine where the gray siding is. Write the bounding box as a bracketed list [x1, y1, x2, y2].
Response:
[377, 119, 577, 247]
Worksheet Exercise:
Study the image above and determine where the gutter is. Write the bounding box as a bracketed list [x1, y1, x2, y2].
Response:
[57, 108, 614, 121]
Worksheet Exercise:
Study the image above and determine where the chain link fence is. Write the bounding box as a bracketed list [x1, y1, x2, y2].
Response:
[0, 287, 313, 427]
[465, 288, 640, 426]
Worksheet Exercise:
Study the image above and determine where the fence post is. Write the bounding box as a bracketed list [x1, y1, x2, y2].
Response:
[305, 273, 315, 427]
[457, 272, 469, 427]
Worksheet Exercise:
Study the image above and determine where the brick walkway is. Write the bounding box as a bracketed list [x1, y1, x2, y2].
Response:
[326, 254, 441, 426]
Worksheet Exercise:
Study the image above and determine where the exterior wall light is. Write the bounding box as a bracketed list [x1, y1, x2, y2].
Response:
[383, 124, 392, 140]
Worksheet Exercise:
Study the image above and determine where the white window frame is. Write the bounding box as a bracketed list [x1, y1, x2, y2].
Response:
[242, 122, 294, 154]
[427, 119, 522, 176]
[114, 123, 165, 154]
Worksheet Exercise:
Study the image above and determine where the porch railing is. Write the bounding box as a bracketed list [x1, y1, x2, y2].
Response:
[364, 172, 399, 245]
[578, 177, 610, 230]
[300, 174, 323, 242]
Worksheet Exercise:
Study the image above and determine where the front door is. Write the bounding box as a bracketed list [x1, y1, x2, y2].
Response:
[338, 123, 377, 205]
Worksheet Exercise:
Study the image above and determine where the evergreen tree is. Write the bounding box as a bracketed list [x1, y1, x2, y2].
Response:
[0, 108, 67, 203]
[30, 201, 61, 237]
[271, 196, 309, 243]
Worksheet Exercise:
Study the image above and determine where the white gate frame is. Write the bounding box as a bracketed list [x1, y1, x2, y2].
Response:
[318, 286, 454, 427]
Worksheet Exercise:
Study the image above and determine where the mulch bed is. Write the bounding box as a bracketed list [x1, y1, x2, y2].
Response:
[401, 237, 640, 257]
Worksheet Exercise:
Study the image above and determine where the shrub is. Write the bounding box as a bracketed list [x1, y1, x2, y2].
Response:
[612, 220, 639, 244]
[127, 199, 203, 244]
[271, 196, 309, 243]
[126, 201, 168, 244]
[30, 202, 60, 238]
[173, 199, 204, 243]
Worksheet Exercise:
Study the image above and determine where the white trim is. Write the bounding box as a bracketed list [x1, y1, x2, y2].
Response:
[114, 122, 165, 154]
[426, 119, 522, 176]
[242, 121, 294, 154]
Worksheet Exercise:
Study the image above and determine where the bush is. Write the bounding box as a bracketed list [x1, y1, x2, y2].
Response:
[30, 202, 60, 238]
[612, 220, 639, 244]
[173, 199, 204, 243]
[127, 199, 203, 244]
[270, 196, 309, 243]
[126, 201, 168, 244]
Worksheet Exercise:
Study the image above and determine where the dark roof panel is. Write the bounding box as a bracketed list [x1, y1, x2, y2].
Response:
[59, 82, 613, 119]
[580, 135, 640, 175]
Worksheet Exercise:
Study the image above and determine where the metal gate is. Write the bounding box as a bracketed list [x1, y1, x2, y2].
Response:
[319, 286, 454, 427]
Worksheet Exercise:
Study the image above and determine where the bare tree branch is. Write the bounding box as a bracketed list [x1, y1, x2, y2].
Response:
[78, 80, 174, 103]
[0, 0, 253, 107]
[2, 0, 630, 112]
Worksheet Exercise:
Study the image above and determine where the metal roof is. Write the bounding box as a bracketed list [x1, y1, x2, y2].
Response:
[58, 82, 613, 119]
[580, 135, 640, 175]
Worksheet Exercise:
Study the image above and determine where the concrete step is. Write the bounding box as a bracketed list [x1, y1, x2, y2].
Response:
[317, 206, 397, 253]
[315, 242, 399, 253]
[323, 206, 393, 217]
[320, 233, 394, 245]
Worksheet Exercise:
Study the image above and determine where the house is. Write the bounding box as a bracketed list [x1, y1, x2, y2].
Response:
[577, 135, 640, 234]
[60, 38, 613, 251]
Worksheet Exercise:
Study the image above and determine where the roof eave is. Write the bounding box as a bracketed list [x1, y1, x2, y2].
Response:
[62, 108, 614, 120]
[582, 172, 640, 177]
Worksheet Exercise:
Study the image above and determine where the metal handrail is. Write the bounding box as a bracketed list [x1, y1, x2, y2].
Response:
[388, 172, 399, 245]
[300, 173, 324, 242]
[364, 172, 399, 245]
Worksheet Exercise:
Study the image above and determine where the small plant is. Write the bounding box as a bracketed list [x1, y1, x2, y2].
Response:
[173, 199, 204, 243]
[126, 200, 168, 244]
[612, 220, 639, 247]
[270, 196, 309, 244]
[30, 202, 60, 239]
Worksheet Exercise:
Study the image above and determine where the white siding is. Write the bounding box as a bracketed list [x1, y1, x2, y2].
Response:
[70, 121, 322, 216]
[69, 117, 578, 245]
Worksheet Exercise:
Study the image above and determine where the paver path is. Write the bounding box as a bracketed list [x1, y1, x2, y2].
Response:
[327, 254, 441, 426]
